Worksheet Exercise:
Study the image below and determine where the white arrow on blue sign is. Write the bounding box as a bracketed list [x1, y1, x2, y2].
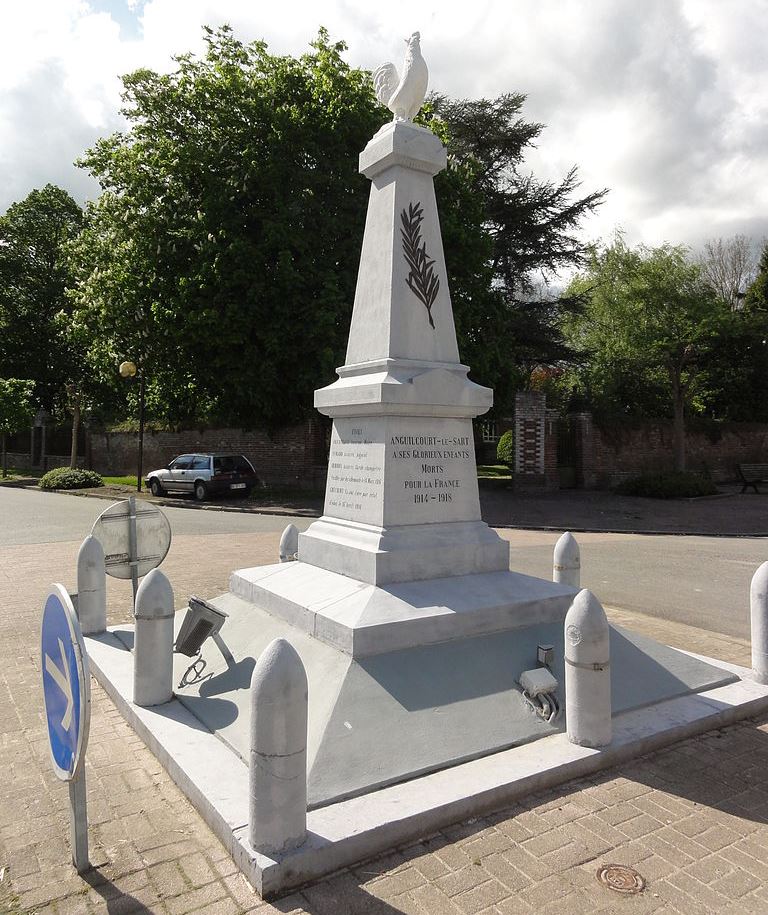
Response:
[41, 584, 90, 781]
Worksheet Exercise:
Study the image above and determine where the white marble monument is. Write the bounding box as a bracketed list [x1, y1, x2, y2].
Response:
[82, 34, 767, 898]
[298, 120, 509, 585]
[228, 117, 569, 659]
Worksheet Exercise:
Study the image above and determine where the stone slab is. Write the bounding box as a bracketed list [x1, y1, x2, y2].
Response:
[85, 628, 768, 898]
[229, 562, 574, 656]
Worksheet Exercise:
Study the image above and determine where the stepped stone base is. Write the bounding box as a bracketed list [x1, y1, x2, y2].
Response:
[229, 560, 571, 657]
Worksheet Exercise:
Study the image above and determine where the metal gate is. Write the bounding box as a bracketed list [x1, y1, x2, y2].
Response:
[557, 416, 578, 488]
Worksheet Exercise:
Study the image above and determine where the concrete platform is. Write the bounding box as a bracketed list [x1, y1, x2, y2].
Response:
[105, 589, 739, 808]
[85, 628, 768, 898]
[229, 561, 578, 656]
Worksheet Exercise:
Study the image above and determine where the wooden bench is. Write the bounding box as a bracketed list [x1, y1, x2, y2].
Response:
[738, 463, 768, 493]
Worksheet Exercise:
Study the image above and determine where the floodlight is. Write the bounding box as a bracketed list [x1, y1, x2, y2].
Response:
[175, 596, 228, 657]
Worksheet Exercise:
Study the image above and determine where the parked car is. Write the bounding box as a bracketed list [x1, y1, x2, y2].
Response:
[146, 453, 257, 501]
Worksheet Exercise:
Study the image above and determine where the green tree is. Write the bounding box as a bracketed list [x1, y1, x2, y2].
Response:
[695, 308, 768, 422]
[69, 26, 387, 428]
[0, 186, 83, 411]
[562, 239, 725, 471]
[425, 94, 607, 411]
[0, 379, 35, 477]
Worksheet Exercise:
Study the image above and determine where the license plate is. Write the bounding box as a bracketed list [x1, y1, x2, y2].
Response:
[230, 483, 247, 490]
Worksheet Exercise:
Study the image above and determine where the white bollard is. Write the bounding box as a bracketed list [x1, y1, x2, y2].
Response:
[751, 562, 768, 684]
[554, 531, 580, 588]
[565, 589, 611, 748]
[133, 569, 175, 707]
[249, 638, 307, 855]
[279, 524, 299, 562]
[77, 535, 107, 634]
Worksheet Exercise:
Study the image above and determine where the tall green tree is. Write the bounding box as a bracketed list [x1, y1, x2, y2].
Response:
[0, 379, 35, 477]
[426, 94, 607, 410]
[562, 240, 725, 471]
[69, 26, 387, 427]
[696, 308, 768, 422]
[0, 186, 83, 411]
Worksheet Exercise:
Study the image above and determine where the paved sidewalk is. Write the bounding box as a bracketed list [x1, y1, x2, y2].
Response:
[2, 528, 768, 914]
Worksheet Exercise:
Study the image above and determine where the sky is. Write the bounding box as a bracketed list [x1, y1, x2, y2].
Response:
[1, 0, 767, 258]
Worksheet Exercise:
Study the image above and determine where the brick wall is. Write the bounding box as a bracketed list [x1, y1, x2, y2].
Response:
[3, 452, 79, 472]
[579, 418, 768, 488]
[88, 419, 328, 490]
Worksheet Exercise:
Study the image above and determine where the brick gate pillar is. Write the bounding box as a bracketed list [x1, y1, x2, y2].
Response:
[514, 392, 558, 491]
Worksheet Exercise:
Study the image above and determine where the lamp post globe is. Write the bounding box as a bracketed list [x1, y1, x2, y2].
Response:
[119, 361, 137, 379]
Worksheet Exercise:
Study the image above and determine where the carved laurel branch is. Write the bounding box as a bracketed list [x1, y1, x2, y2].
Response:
[400, 201, 439, 329]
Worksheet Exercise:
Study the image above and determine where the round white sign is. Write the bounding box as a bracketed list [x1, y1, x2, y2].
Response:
[91, 500, 172, 580]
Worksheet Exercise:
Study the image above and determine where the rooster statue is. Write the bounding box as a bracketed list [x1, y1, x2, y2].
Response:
[373, 32, 428, 123]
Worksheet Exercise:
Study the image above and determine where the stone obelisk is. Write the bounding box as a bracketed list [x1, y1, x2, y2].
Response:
[298, 120, 509, 585]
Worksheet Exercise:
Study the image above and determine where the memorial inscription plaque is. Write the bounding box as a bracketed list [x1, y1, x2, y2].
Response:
[325, 416, 481, 528]
[325, 420, 384, 523]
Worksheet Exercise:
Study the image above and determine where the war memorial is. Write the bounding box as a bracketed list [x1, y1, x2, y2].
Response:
[77, 35, 768, 899]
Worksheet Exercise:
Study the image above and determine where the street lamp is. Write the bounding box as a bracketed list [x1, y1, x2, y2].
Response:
[119, 360, 145, 492]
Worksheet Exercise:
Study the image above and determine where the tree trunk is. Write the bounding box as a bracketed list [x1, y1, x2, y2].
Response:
[1, 431, 7, 478]
[70, 392, 81, 469]
[669, 369, 686, 472]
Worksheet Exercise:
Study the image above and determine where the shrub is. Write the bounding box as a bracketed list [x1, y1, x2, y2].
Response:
[614, 471, 717, 499]
[39, 467, 104, 490]
[496, 430, 515, 468]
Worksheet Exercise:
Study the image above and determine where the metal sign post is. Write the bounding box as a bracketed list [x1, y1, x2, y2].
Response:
[127, 496, 139, 605]
[41, 584, 91, 873]
[91, 499, 172, 613]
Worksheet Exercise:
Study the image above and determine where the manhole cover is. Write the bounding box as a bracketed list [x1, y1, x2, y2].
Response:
[596, 864, 645, 894]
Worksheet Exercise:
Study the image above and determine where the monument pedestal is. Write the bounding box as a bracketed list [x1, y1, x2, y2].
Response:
[229, 562, 576, 657]
[298, 123, 509, 586]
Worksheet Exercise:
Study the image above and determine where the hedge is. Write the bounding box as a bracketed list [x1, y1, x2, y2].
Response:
[39, 467, 104, 490]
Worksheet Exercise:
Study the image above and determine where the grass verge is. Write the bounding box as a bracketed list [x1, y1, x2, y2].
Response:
[477, 464, 513, 479]
[101, 475, 139, 487]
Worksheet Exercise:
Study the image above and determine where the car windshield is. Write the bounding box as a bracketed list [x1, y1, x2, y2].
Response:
[214, 455, 252, 473]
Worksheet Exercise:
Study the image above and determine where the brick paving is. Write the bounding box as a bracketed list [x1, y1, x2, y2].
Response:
[2, 526, 768, 914]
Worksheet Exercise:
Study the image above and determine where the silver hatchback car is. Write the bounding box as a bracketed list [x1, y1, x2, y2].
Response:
[146, 453, 257, 502]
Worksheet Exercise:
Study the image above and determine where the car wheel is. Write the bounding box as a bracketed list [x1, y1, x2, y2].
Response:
[194, 480, 208, 502]
[149, 478, 164, 497]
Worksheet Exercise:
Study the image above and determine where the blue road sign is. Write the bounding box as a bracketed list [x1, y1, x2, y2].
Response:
[41, 584, 90, 781]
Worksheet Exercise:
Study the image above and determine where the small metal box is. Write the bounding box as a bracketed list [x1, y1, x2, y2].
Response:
[519, 667, 558, 697]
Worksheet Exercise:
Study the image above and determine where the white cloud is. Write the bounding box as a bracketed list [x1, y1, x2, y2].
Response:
[1, 0, 766, 256]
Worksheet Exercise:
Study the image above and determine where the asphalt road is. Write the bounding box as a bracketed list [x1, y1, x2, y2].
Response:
[0, 486, 315, 545]
[1, 487, 765, 639]
[505, 530, 766, 640]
